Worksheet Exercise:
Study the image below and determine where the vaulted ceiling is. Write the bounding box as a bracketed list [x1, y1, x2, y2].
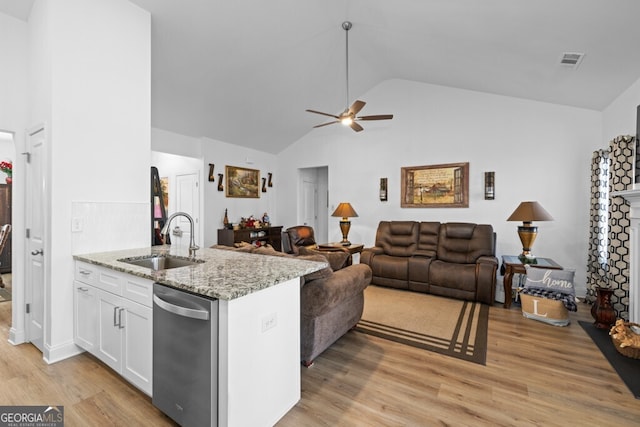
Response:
[3, 0, 640, 153]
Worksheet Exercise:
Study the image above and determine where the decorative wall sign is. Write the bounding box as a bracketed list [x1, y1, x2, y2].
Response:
[380, 177, 388, 201]
[208, 164, 215, 182]
[401, 162, 469, 208]
[225, 165, 260, 198]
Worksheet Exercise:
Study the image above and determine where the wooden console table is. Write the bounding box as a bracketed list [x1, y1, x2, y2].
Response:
[218, 226, 283, 251]
[500, 255, 562, 309]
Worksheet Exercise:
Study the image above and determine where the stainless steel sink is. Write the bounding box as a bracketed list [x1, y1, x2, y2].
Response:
[119, 255, 204, 271]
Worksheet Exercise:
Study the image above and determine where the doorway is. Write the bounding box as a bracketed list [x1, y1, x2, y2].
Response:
[0, 131, 14, 316]
[298, 166, 328, 243]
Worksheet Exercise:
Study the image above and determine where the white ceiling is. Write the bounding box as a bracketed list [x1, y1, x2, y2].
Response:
[3, 0, 640, 153]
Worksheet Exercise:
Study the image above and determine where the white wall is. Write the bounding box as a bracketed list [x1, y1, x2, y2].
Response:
[0, 10, 29, 347]
[278, 79, 603, 297]
[26, 0, 151, 362]
[603, 75, 640, 145]
[151, 128, 278, 247]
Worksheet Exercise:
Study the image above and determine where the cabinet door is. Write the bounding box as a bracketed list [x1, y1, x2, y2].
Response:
[96, 289, 123, 372]
[121, 299, 153, 395]
[74, 281, 97, 352]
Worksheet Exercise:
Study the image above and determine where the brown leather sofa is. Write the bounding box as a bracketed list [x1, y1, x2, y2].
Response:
[361, 221, 497, 304]
[282, 225, 354, 266]
[281, 225, 317, 254]
[212, 242, 371, 366]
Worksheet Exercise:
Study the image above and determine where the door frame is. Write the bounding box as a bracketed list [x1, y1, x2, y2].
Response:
[298, 166, 329, 243]
[24, 123, 49, 354]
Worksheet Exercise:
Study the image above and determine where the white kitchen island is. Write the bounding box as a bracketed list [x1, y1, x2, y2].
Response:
[73, 246, 327, 427]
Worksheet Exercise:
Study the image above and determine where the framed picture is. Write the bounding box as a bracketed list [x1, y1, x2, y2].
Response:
[401, 162, 469, 208]
[225, 165, 260, 198]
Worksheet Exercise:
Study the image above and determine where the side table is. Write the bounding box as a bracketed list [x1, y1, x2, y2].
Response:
[500, 255, 562, 308]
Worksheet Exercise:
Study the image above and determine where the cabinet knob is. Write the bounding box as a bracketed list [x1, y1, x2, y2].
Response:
[31, 249, 43, 256]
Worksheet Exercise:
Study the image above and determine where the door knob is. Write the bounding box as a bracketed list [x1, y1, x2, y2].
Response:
[31, 249, 43, 256]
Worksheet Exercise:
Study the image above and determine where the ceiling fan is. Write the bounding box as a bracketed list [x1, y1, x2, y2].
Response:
[306, 21, 393, 132]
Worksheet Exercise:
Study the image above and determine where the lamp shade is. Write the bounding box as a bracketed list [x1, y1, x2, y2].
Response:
[507, 201, 553, 223]
[332, 202, 358, 219]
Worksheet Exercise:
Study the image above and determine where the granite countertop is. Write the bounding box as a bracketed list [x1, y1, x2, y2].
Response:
[73, 245, 328, 300]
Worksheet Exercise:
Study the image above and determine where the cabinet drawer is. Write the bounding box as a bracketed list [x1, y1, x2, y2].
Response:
[76, 262, 123, 295]
[75, 262, 98, 285]
[95, 266, 124, 295]
[122, 275, 153, 307]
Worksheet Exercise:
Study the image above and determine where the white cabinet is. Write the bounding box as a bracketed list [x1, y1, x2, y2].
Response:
[74, 282, 98, 351]
[74, 261, 153, 396]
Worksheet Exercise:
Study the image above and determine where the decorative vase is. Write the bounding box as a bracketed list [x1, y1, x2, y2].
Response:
[591, 286, 616, 329]
[5, 177, 11, 184]
[223, 208, 230, 228]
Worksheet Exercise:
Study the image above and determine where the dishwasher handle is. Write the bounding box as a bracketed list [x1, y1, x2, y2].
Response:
[153, 293, 210, 320]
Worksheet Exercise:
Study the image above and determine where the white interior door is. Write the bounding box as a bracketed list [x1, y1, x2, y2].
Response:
[26, 126, 45, 352]
[302, 177, 317, 230]
[174, 173, 199, 249]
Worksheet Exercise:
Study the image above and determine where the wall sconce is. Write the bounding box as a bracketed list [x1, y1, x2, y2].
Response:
[379, 178, 388, 201]
[484, 172, 495, 200]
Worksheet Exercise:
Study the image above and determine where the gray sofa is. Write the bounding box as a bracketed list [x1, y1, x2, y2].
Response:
[361, 221, 497, 304]
[212, 243, 372, 366]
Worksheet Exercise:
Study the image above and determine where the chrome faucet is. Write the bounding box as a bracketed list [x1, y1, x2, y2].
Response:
[161, 212, 200, 257]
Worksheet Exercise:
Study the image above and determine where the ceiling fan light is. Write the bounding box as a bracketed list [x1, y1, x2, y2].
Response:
[341, 117, 353, 126]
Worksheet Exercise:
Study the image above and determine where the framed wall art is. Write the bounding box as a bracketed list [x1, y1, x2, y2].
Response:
[401, 162, 469, 208]
[225, 165, 260, 198]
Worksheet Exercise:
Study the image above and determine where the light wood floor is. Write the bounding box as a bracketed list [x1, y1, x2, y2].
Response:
[1, 286, 639, 426]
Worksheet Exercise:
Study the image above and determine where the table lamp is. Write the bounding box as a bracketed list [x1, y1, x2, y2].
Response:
[507, 201, 553, 259]
[332, 202, 358, 246]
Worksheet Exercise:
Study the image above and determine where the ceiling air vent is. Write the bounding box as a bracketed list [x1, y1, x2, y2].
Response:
[559, 52, 585, 69]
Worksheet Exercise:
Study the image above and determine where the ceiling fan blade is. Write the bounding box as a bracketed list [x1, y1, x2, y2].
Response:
[349, 100, 366, 115]
[356, 114, 394, 121]
[306, 109, 340, 119]
[313, 120, 339, 128]
[350, 121, 364, 132]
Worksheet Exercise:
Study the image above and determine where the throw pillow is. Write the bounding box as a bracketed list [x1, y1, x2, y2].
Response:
[297, 254, 333, 281]
[523, 265, 575, 297]
[298, 246, 349, 271]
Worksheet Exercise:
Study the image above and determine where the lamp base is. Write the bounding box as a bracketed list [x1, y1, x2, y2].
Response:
[339, 220, 351, 247]
[517, 225, 538, 260]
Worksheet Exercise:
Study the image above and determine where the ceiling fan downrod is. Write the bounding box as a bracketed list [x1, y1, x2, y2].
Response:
[342, 21, 352, 113]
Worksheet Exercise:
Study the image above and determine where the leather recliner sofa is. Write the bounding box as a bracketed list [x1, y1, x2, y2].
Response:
[361, 221, 497, 304]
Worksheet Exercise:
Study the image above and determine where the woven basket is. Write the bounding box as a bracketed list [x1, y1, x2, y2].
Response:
[610, 321, 640, 359]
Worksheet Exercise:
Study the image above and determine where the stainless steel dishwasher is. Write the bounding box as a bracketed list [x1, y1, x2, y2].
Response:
[152, 283, 218, 426]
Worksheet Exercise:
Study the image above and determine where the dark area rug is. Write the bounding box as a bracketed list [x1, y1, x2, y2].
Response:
[579, 320, 640, 399]
[355, 285, 488, 365]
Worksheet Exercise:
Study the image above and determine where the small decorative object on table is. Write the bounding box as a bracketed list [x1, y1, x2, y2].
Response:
[591, 285, 616, 329]
[609, 319, 640, 359]
[0, 161, 12, 184]
[223, 208, 230, 228]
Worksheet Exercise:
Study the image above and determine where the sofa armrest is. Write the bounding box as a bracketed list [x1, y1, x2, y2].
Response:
[361, 246, 383, 266]
[301, 264, 372, 317]
[477, 255, 498, 266]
